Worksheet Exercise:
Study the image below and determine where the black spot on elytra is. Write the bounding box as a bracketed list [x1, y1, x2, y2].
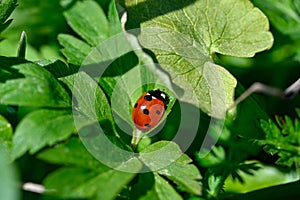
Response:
[156, 110, 161, 115]
[144, 95, 152, 101]
[145, 123, 150, 127]
[143, 109, 149, 115]
[134, 103, 138, 108]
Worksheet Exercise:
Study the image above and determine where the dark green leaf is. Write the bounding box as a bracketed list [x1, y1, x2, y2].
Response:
[0, 62, 71, 107]
[0, 0, 17, 33]
[43, 59, 79, 78]
[257, 112, 300, 167]
[228, 181, 300, 200]
[252, 0, 300, 39]
[196, 145, 226, 167]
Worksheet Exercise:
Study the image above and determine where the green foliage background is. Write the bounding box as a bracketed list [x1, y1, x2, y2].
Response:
[0, 0, 299, 200]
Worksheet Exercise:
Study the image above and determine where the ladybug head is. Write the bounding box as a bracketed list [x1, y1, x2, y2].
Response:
[148, 89, 169, 107]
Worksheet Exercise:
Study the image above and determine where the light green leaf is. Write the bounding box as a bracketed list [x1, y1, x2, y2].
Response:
[58, 34, 92, 66]
[107, 0, 122, 36]
[0, 62, 71, 107]
[126, 0, 273, 57]
[140, 141, 202, 195]
[139, 141, 183, 171]
[12, 109, 77, 159]
[157, 162, 202, 195]
[152, 174, 182, 200]
[63, 0, 109, 46]
[125, 0, 273, 117]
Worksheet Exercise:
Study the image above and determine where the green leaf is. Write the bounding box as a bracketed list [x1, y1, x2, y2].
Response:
[94, 31, 177, 130]
[0, 152, 20, 200]
[126, 0, 273, 57]
[71, 71, 114, 123]
[0, 62, 71, 107]
[63, 0, 109, 46]
[0, 115, 12, 141]
[157, 161, 202, 195]
[252, 0, 300, 39]
[42, 59, 79, 78]
[44, 165, 140, 200]
[0, 115, 12, 158]
[41, 138, 142, 200]
[228, 181, 300, 200]
[58, 34, 92, 66]
[152, 174, 183, 200]
[60, 0, 177, 130]
[124, 0, 274, 117]
[257, 112, 300, 167]
[107, 0, 122, 36]
[64, 72, 136, 170]
[196, 145, 226, 167]
[38, 137, 108, 171]
[101, 62, 177, 130]
[132, 172, 183, 200]
[0, 0, 17, 34]
[11, 109, 77, 159]
[139, 141, 202, 195]
[139, 141, 183, 171]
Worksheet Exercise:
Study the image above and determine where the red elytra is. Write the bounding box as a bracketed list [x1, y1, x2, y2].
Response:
[132, 90, 168, 131]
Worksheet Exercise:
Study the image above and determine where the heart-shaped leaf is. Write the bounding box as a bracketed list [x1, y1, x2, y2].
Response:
[124, 0, 274, 118]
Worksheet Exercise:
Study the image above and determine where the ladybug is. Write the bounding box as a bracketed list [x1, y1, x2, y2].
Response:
[132, 89, 168, 131]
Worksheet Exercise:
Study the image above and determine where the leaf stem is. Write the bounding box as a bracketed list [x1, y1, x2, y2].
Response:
[131, 129, 142, 150]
